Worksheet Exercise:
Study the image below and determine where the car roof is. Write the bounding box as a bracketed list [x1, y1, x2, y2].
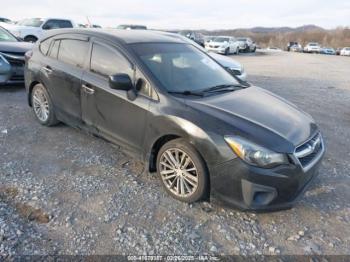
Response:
[43, 28, 186, 45]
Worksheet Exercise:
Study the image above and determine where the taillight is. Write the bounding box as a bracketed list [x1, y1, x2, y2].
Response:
[25, 50, 33, 61]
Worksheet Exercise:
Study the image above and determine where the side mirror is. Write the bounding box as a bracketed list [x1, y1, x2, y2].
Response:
[109, 73, 133, 91]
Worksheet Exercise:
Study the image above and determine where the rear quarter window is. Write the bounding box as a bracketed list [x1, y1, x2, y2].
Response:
[39, 38, 52, 55]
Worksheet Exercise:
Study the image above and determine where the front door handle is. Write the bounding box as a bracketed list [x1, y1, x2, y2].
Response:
[82, 84, 95, 95]
[43, 66, 53, 74]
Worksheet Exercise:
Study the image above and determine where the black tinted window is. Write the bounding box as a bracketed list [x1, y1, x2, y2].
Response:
[49, 40, 60, 58]
[58, 39, 89, 68]
[39, 38, 52, 55]
[43, 20, 73, 30]
[90, 43, 132, 77]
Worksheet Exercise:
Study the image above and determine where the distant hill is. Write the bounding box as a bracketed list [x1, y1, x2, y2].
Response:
[196, 25, 349, 49]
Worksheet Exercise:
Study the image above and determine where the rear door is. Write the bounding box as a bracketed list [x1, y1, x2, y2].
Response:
[81, 40, 152, 157]
[40, 35, 89, 123]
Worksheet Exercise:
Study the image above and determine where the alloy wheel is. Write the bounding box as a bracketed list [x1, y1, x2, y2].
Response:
[159, 148, 198, 197]
[33, 87, 50, 122]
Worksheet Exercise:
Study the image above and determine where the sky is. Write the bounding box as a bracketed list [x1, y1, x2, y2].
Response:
[2, 0, 350, 30]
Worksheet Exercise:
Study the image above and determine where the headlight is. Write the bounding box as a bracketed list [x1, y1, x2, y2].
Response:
[0, 53, 9, 65]
[224, 136, 288, 168]
[12, 30, 21, 37]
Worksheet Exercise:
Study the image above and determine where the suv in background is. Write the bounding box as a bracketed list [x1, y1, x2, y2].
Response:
[287, 41, 299, 51]
[179, 30, 205, 47]
[3, 18, 75, 42]
[236, 37, 256, 52]
[304, 42, 321, 53]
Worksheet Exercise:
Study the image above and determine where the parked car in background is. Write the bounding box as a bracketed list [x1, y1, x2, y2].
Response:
[303, 42, 321, 53]
[236, 37, 256, 52]
[117, 24, 147, 30]
[340, 47, 350, 56]
[178, 30, 205, 47]
[320, 47, 335, 55]
[204, 35, 215, 45]
[286, 41, 299, 51]
[209, 52, 247, 81]
[0, 26, 33, 85]
[0, 17, 12, 24]
[25, 29, 324, 210]
[205, 36, 239, 55]
[4, 18, 75, 42]
[161, 32, 247, 81]
[290, 43, 303, 52]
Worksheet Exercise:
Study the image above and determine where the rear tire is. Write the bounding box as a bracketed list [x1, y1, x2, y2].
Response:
[31, 84, 59, 126]
[156, 138, 209, 203]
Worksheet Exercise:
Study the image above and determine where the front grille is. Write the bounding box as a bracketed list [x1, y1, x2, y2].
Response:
[295, 132, 323, 170]
[210, 45, 219, 48]
[9, 75, 24, 81]
[0, 52, 25, 67]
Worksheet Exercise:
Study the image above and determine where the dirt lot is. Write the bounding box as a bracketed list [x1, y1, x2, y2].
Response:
[0, 51, 349, 257]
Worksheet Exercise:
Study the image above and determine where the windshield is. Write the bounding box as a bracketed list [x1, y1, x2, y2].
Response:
[213, 37, 229, 42]
[0, 27, 18, 42]
[237, 38, 247, 41]
[17, 18, 44, 27]
[131, 43, 239, 93]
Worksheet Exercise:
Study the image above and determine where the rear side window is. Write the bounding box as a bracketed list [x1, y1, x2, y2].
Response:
[42, 19, 73, 30]
[49, 40, 60, 58]
[39, 38, 52, 55]
[90, 43, 132, 77]
[58, 39, 89, 68]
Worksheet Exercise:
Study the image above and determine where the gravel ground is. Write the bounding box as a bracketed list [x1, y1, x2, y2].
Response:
[0, 51, 349, 257]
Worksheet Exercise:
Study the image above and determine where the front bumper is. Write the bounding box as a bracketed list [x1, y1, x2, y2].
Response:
[210, 149, 324, 211]
[0, 54, 25, 85]
[205, 47, 227, 54]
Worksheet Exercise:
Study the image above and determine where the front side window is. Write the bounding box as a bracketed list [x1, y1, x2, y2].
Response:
[43, 20, 73, 30]
[58, 39, 89, 68]
[131, 43, 239, 93]
[90, 43, 133, 78]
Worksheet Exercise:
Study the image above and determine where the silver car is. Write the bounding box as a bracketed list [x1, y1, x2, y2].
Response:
[0, 26, 33, 85]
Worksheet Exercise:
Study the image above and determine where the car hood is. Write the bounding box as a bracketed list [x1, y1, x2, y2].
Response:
[209, 53, 242, 70]
[209, 41, 227, 46]
[0, 41, 34, 53]
[186, 86, 318, 153]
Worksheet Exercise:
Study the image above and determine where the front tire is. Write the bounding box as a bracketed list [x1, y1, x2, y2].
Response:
[156, 139, 209, 203]
[24, 35, 38, 43]
[31, 84, 59, 126]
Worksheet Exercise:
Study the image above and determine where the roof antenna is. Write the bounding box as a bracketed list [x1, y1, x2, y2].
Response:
[86, 16, 92, 28]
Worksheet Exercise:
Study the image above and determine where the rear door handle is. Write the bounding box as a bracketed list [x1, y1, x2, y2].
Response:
[43, 66, 53, 73]
[82, 84, 95, 95]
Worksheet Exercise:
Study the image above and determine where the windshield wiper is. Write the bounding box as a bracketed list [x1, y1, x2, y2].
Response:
[168, 90, 204, 97]
[201, 84, 241, 93]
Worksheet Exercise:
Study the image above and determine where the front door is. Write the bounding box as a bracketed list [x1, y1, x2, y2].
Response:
[81, 41, 151, 157]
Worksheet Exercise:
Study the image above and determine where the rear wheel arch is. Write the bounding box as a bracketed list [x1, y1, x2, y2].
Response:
[28, 81, 41, 106]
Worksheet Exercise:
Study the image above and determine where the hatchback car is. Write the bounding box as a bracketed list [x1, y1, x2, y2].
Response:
[25, 29, 325, 211]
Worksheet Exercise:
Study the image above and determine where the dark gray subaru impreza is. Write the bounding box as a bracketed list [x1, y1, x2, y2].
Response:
[25, 29, 325, 211]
